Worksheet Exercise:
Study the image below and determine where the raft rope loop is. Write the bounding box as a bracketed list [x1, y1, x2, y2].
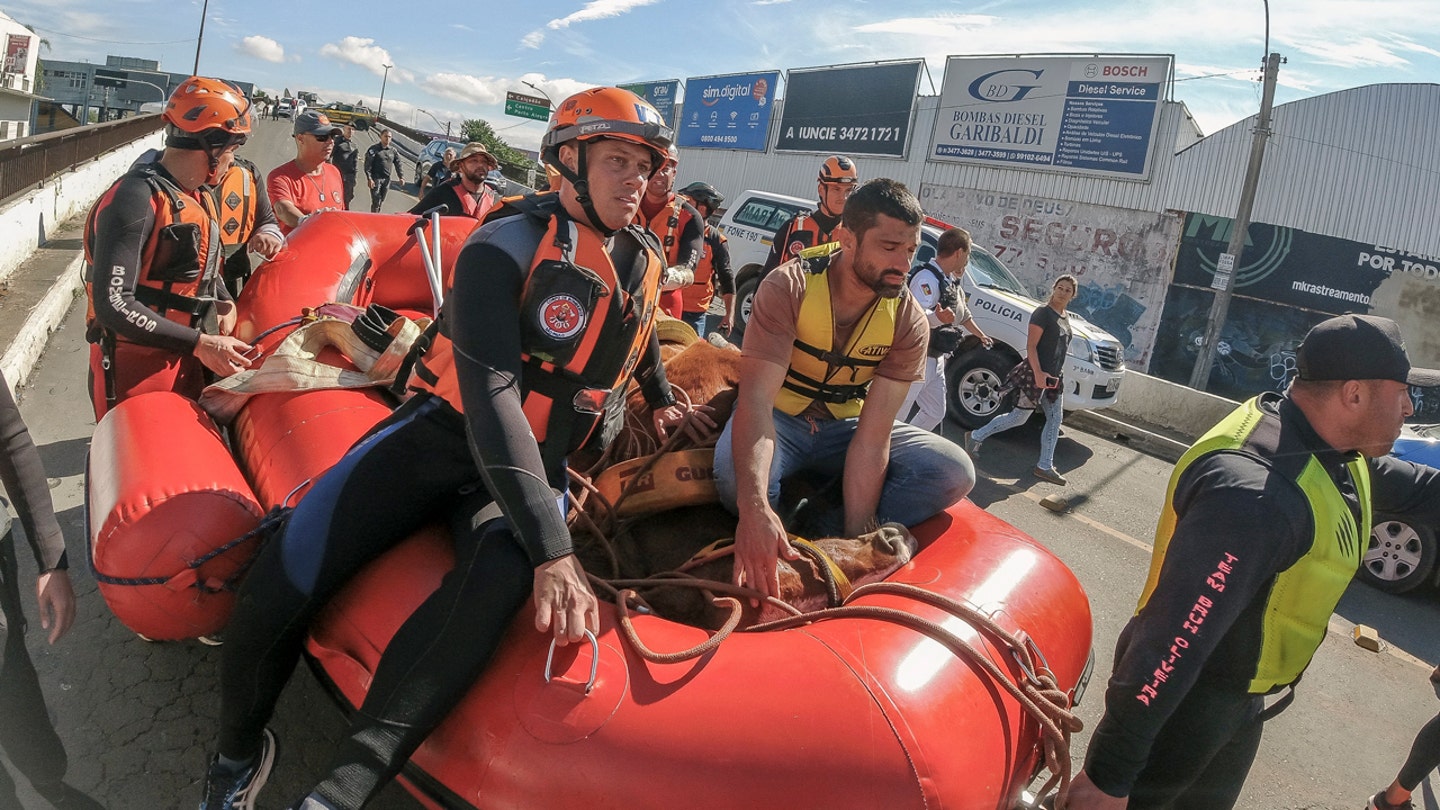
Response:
[89, 506, 293, 593]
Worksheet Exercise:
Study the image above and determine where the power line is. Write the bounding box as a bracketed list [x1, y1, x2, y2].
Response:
[29, 25, 194, 46]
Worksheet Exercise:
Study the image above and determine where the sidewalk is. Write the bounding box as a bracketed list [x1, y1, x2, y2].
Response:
[0, 215, 86, 389]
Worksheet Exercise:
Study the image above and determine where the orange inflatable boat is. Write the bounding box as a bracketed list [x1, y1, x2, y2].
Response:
[86, 210, 1095, 809]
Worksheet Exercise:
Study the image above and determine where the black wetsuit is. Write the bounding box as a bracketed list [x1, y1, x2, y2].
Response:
[1084, 394, 1440, 808]
[217, 199, 672, 807]
[0, 368, 71, 803]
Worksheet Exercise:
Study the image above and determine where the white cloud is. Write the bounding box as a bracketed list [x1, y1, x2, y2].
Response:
[419, 72, 511, 106]
[236, 35, 286, 64]
[319, 37, 399, 78]
[524, 0, 664, 48]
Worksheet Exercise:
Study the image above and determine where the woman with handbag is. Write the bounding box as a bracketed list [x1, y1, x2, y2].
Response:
[965, 274, 1077, 485]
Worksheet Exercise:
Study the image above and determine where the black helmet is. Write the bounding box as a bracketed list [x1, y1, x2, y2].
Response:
[679, 181, 724, 211]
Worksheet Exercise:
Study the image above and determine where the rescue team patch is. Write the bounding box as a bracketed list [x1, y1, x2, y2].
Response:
[920, 283, 933, 296]
[788, 240, 806, 257]
[539, 294, 587, 340]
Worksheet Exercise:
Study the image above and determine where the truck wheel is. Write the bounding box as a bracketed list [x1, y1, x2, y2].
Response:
[355, 118, 370, 132]
[946, 349, 1016, 430]
[1362, 516, 1437, 594]
[731, 275, 759, 344]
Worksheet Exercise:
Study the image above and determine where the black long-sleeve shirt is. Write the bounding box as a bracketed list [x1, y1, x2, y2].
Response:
[1085, 393, 1440, 796]
[445, 207, 671, 566]
[0, 370, 66, 572]
[706, 226, 735, 295]
[364, 143, 404, 182]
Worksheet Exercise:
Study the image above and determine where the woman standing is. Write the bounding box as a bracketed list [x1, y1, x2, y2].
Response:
[965, 274, 1076, 485]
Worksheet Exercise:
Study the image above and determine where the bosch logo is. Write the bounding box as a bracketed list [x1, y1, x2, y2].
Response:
[538, 294, 587, 340]
[1084, 64, 1098, 79]
[1103, 65, 1149, 77]
[967, 69, 1044, 103]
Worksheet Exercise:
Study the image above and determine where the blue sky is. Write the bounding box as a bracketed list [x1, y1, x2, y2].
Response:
[11, 0, 1439, 151]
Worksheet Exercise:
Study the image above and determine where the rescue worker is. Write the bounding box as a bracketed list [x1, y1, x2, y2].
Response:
[1067, 315, 1440, 810]
[82, 76, 260, 421]
[759, 154, 858, 276]
[197, 86, 714, 810]
[675, 181, 734, 338]
[408, 142, 501, 220]
[207, 150, 284, 298]
[268, 110, 347, 234]
[636, 144, 703, 318]
[714, 178, 974, 600]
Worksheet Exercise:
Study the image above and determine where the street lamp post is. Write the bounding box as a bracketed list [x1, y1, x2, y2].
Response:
[377, 63, 392, 118]
[417, 109, 451, 138]
[192, 0, 209, 73]
[521, 80, 553, 106]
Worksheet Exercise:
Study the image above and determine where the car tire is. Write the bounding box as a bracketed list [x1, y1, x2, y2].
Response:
[355, 118, 371, 132]
[1362, 515, 1437, 594]
[946, 349, 1017, 430]
[730, 274, 759, 346]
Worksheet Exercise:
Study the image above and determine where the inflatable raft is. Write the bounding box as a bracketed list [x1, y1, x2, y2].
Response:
[86, 210, 1095, 809]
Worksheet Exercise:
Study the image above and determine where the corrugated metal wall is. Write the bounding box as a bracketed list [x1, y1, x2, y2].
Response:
[675, 84, 1439, 258]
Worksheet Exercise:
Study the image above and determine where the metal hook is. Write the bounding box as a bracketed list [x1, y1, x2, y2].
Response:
[543, 628, 600, 695]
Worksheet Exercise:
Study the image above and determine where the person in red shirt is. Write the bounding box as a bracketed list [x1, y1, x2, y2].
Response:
[267, 110, 347, 234]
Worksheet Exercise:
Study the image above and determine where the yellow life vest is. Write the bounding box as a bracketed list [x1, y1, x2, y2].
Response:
[1140, 394, 1370, 693]
[774, 253, 899, 419]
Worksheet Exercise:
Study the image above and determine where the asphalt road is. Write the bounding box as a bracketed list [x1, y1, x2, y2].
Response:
[6, 120, 1440, 809]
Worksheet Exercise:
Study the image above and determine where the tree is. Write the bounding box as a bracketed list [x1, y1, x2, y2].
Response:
[459, 117, 539, 182]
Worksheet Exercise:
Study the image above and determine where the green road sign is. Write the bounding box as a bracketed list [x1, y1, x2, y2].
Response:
[504, 91, 550, 122]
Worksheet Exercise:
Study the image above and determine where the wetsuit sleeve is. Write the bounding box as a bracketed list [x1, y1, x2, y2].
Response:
[711, 233, 735, 295]
[762, 216, 796, 275]
[447, 239, 574, 566]
[1370, 454, 1440, 523]
[674, 203, 704, 269]
[0, 371, 67, 571]
[633, 331, 675, 408]
[1083, 452, 1312, 796]
[88, 177, 204, 353]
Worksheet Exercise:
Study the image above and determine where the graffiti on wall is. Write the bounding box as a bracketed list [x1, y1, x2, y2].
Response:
[918, 183, 1182, 370]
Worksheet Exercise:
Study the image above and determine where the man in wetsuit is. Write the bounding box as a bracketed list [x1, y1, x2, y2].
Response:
[674, 181, 734, 339]
[1067, 314, 1440, 809]
[82, 76, 261, 421]
[198, 86, 714, 810]
[635, 144, 704, 318]
[759, 154, 859, 278]
[0, 370, 102, 808]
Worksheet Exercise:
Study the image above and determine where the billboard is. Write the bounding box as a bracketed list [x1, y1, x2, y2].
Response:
[920, 182, 1183, 369]
[677, 71, 779, 151]
[775, 60, 922, 158]
[929, 55, 1172, 180]
[619, 79, 680, 130]
[4, 34, 30, 77]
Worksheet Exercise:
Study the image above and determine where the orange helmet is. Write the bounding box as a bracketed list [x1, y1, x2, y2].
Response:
[164, 76, 252, 137]
[818, 154, 858, 185]
[541, 86, 673, 171]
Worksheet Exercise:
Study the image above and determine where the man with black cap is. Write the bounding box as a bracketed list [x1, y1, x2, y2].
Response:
[267, 109, 347, 234]
[1068, 314, 1440, 810]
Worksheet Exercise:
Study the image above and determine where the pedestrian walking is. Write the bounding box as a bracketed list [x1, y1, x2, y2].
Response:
[965, 274, 1075, 485]
[364, 129, 404, 213]
[1367, 706, 1440, 809]
[330, 124, 360, 210]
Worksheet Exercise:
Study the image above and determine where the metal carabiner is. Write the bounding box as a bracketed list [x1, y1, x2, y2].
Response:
[543, 628, 601, 695]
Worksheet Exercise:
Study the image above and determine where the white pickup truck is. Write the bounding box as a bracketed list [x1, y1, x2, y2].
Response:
[717, 189, 1126, 428]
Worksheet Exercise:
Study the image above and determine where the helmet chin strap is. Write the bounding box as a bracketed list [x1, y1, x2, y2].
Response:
[554, 141, 617, 237]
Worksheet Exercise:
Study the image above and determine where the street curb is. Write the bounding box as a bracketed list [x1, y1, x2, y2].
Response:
[0, 254, 85, 390]
[1067, 409, 1189, 464]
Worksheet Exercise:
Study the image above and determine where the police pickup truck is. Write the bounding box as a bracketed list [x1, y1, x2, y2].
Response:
[716, 189, 1126, 428]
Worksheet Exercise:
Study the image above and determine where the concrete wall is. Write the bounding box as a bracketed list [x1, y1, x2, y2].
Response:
[0, 131, 164, 285]
[1110, 370, 1238, 440]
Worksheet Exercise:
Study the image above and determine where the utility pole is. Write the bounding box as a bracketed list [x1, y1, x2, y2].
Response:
[1188, 51, 1282, 390]
[377, 63, 392, 117]
[192, 0, 209, 74]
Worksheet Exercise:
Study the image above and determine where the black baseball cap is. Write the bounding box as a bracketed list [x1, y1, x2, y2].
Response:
[1296, 314, 1440, 387]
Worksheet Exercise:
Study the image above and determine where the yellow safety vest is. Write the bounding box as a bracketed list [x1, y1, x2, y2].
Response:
[774, 253, 899, 419]
[1140, 395, 1370, 693]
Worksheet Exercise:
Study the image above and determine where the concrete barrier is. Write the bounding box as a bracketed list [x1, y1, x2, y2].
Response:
[0, 132, 165, 285]
[1108, 371, 1240, 441]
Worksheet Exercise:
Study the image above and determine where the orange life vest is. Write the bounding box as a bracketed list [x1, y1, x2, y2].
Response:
[83, 164, 224, 339]
[681, 225, 727, 314]
[204, 158, 260, 247]
[779, 208, 848, 262]
[409, 202, 664, 464]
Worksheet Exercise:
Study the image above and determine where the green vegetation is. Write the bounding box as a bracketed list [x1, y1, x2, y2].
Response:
[460, 118, 540, 182]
